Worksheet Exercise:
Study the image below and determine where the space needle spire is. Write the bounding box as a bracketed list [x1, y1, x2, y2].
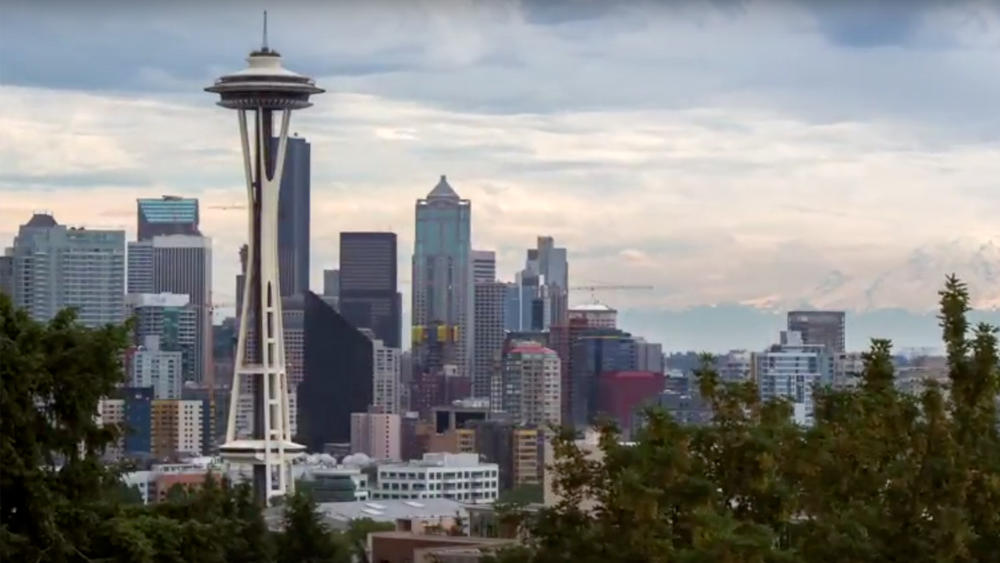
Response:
[205, 14, 323, 505]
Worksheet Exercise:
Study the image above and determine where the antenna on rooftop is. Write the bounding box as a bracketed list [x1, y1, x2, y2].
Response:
[262, 10, 269, 51]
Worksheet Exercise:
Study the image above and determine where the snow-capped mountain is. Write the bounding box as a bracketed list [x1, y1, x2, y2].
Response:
[748, 239, 1000, 312]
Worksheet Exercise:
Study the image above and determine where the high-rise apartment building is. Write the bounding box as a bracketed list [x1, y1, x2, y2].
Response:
[373, 338, 402, 414]
[9, 213, 125, 327]
[350, 410, 401, 461]
[137, 196, 200, 240]
[755, 330, 833, 426]
[132, 335, 183, 400]
[151, 399, 205, 458]
[127, 293, 198, 382]
[472, 250, 496, 283]
[786, 310, 846, 354]
[472, 281, 507, 400]
[339, 232, 401, 348]
[412, 175, 473, 380]
[128, 235, 212, 382]
[275, 135, 311, 296]
[501, 342, 562, 428]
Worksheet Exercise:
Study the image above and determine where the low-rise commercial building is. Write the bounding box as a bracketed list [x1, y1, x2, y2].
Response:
[372, 453, 499, 504]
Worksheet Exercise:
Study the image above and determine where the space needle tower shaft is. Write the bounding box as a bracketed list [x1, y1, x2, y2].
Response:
[205, 12, 323, 505]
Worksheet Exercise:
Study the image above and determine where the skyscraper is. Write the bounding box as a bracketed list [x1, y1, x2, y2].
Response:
[274, 135, 311, 297]
[500, 342, 562, 428]
[472, 250, 496, 283]
[412, 175, 473, 380]
[786, 311, 846, 354]
[372, 338, 402, 414]
[473, 280, 507, 399]
[339, 232, 401, 348]
[297, 292, 374, 451]
[570, 329, 637, 429]
[9, 213, 125, 327]
[128, 235, 213, 383]
[137, 196, 200, 240]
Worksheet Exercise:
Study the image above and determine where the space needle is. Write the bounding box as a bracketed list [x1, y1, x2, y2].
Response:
[206, 12, 323, 505]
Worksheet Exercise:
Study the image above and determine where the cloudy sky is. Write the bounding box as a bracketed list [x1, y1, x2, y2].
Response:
[4, 0, 1000, 342]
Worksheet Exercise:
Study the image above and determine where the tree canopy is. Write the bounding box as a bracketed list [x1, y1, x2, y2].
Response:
[0, 293, 383, 562]
[494, 275, 1000, 563]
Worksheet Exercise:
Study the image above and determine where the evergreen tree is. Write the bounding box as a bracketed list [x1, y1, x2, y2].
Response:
[276, 490, 349, 563]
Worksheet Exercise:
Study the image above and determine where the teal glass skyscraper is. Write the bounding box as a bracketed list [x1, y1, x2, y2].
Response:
[411, 176, 473, 381]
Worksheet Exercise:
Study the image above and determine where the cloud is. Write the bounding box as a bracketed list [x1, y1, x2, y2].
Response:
[4, 0, 1000, 341]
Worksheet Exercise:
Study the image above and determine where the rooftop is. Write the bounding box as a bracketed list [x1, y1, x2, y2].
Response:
[508, 343, 557, 355]
[427, 174, 460, 200]
[25, 213, 57, 228]
[570, 303, 617, 312]
[265, 498, 467, 530]
[381, 452, 492, 469]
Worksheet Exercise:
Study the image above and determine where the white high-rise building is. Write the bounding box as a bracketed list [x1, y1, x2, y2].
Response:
[132, 335, 183, 400]
[9, 213, 125, 327]
[471, 250, 496, 283]
[371, 453, 499, 504]
[754, 331, 833, 426]
[373, 339, 401, 414]
[501, 342, 562, 428]
[350, 411, 401, 461]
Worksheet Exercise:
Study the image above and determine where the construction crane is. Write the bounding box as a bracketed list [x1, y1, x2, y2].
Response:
[568, 284, 654, 303]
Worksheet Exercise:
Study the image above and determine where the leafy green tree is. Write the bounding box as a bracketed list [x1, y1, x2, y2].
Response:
[493, 276, 1000, 563]
[0, 293, 131, 561]
[498, 484, 544, 506]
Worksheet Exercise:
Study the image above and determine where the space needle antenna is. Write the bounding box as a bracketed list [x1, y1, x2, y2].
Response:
[262, 10, 269, 51]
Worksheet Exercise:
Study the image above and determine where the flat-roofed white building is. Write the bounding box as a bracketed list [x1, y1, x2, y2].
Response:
[372, 452, 498, 504]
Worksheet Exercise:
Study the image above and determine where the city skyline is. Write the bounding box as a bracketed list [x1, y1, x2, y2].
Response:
[4, 2, 1000, 351]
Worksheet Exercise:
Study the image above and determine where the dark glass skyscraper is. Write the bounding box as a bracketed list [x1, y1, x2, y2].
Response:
[338, 232, 401, 348]
[570, 329, 637, 429]
[297, 292, 374, 451]
[274, 135, 311, 296]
